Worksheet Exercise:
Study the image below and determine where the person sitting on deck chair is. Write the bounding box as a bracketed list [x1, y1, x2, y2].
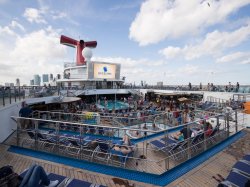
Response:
[172, 126, 190, 141]
[19, 164, 58, 187]
[113, 135, 133, 155]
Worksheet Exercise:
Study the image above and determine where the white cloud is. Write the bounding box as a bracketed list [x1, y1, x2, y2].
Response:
[159, 46, 182, 59]
[52, 11, 67, 20]
[23, 8, 47, 24]
[160, 24, 250, 60]
[0, 22, 67, 85]
[216, 52, 250, 63]
[240, 58, 250, 64]
[178, 64, 199, 75]
[0, 25, 16, 36]
[10, 20, 25, 31]
[129, 0, 250, 46]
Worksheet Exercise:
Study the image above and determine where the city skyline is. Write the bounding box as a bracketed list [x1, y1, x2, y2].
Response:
[0, 0, 250, 85]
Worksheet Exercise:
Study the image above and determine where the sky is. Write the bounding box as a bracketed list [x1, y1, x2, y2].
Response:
[0, 0, 250, 86]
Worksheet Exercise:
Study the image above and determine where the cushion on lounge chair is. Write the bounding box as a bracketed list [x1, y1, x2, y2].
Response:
[220, 171, 249, 187]
[232, 161, 250, 177]
[150, 140, 165, 149]
[243, 154, 250, 162]
[66, 178, 105, 187]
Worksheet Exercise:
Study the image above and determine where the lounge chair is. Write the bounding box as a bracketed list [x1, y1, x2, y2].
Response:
[37, 132, 57, 151]
[20, 169, 67, 187]
[243, 154, 250, 162]
[232, 160, 250, 177]
[65, 178, 106, 187]
[207, 127, 219, 145]
[190, 132, 204, 152]
[22, 131, 36, 147]
[150, 140, 167, 151]
[218, 170, 250, 187]
[91, 141, 112, 163]
[160, 137, 178, 144]
[109, 149, 129, 168]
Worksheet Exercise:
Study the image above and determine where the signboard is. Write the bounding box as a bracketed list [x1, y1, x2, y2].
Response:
[94, 63, 116, 79]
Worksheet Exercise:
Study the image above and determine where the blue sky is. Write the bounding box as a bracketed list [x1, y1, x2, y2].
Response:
[0, 0, 250, 86]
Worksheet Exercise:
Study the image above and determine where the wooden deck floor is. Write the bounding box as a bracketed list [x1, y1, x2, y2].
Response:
[1, 129, 249, 187]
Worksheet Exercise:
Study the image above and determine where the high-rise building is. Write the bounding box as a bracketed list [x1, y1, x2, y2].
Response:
[57, 74, 61, 80]
[34, 74, 41, 86]
[50, 74, 53, 81]
[16, 78, 20, 86]
[42, 74, 49, 83]
[30, 80, 34, 86]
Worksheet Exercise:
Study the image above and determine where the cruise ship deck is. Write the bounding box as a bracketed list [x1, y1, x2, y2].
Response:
[1, 127, 249, 187]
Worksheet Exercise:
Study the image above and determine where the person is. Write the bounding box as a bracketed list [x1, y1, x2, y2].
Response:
[204, 122, 213, 136]
[172, 131, 184, 141]
[152, 123, 157, 130]
[19, 164, 59, 187]
[113, 145, 132, 155]
[122, 135, 131, 146]
[173, 126, 190, 141]
[113, 135, 133, 155]
[142, 123, 148, 136]
[19, 102, 33, 129]
[236, 82, 240, 92]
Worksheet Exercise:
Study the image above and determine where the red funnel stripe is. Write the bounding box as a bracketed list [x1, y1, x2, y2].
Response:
[60, 35, 97, 65]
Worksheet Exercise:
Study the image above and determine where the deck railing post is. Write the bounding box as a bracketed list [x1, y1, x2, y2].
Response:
[16, 118, 20, 146]
[14, 87, 16, 102]
[203, 119, 207, 151]
[235, 110, 238, 132]
[2, 89, 5, 107]
[187, 124, 191, 159]
[226, 113, 230, 137]
[34, 120, 38, 151]
[164, 129, 169, 170]
[55, 122, 59, 154]
[18, 86, 21, 101]
[9, 88, 11, 105]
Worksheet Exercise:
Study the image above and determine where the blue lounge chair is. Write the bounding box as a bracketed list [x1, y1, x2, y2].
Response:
[20, 170, 67, 187]
[66, 178, 106, 187]
[243, 154, 250, 162]
[91, 141, 111, 163]
[232, 160, 250, 177]
[150, 140, 167, 151]
[110, 149, 130, 167]
[22, 131, 36, 147]
[218, 170, 250, 187]
[160, 137, 178, 144]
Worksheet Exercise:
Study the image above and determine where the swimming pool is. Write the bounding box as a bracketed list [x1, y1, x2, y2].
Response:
[114, 122, 170, 139]
[97, 100, 129, 111]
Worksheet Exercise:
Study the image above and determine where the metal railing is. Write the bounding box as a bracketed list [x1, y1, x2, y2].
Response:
[7, 109, 246, 175]
[0, 86, 58, 107]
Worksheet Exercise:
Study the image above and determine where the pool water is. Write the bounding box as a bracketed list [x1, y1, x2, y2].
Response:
[97, 101, 129, 111]
[124, 122, 170, 139]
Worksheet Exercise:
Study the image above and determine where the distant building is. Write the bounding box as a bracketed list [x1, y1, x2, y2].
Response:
[42, 74, 49, 83]
[157, 82, 163, 87]
[5, 83, 14, 87]
[16, 78, 20, 86]
[34, 74, 41, 86]
[50, 74, 53, 81]
[30, 80, 34, 86]
[57, 74, 61, 80]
